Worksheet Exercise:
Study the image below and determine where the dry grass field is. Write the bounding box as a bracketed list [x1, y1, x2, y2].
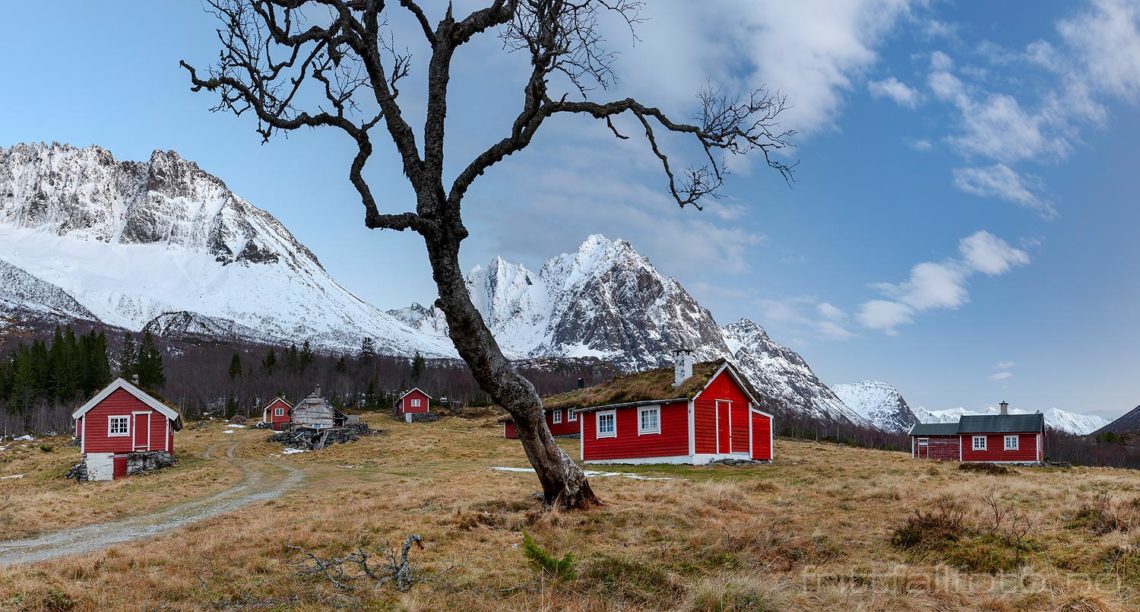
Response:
[3, 413, 1140, 610]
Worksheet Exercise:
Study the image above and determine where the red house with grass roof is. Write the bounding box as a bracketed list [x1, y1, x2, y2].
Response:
[531, 351, 774, 465]
[262, 396, 293, 431]
[72, 378, 183, 481]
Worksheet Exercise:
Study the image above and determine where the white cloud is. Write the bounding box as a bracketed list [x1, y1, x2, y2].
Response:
[952, 164, 1056, 218]
[996, 361, 1017, 369]
[959, 231, 1032, 275]
[816, 320, 857, 341]
[868, 77, 922, 108]
[858, 231, 1030, 335]
[817, 302, 847, 320]
[856, 300, 914, 335]
[1058, 0, 1140, 102]
[607, 0, 919, 135]
[907, 138, 933, 151]
[758, 297, 856, 341]
[988, 371, 1014, 382]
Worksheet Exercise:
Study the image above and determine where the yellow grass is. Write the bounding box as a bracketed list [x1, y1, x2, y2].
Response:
[0, 424, 244, 539]
[3, 414, 1140, 610]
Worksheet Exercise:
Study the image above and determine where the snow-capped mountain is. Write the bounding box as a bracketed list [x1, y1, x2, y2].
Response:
[832, 380, 919, 433]
[913, 404, 1108, 436]
[0, 142, 455, 356]
[395, 236, 873, 426]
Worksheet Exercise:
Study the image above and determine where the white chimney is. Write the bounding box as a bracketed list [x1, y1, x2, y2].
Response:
[673, 349, 694, 387]
[999, 400, 1009, 415]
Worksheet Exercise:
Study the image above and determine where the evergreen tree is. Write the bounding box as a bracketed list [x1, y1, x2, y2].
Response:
[411, 352, 425, 383]
[261, 349, 278, 375]
[359, 337, 376, 364]
[136, 331, 166, 390]
[118, 335, 138, 382]
[283, 343, 299, 373]
[334, 355, 347, 374]
[364, 378, 379, 411]
[228, 352, 243, 379]
[299, 340, 314, 373]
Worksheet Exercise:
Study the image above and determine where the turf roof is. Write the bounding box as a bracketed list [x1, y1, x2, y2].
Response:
[542, 359, 727, 411]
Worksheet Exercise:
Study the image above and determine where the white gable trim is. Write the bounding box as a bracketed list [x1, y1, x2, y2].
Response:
[72, 378, 180, 422]
[262, 397, 292, 422]
[694, 361, 764, 408]
[397, 387, 433, 402]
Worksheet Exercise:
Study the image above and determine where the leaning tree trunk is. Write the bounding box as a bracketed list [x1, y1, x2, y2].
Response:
[423, 230, 599, 510]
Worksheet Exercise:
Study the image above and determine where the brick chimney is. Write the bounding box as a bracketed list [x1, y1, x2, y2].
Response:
[673, 349, 694, 387]
[999, 400, 1009, 415]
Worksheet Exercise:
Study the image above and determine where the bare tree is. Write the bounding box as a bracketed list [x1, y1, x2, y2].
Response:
[182, 0, 793, 509]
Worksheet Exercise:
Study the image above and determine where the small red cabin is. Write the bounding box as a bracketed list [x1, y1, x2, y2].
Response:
[395, 388, 432, 415]
[909, 406, 1045, 464]
[532, 353, 774, 465]
[262, 397, 293, 431]
[503, 407, 581, 439]
[72, 378, 183, 481]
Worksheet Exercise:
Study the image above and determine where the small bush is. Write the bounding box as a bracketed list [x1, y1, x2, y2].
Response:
[39, 445, 53, 453]
[945, 533, 1029, 574]
[1068, 493, 1140, 535]
[891, 501, 966, 549]
[521, 532, 575, 580]
[959, 462, 1014, 475]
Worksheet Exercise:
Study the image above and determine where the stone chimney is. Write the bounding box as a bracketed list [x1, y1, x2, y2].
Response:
[577, 377, 585, 389]
[673, 349, 694, 387]
[315, 385, 322, 397]
[999, 400, 1009, 415]
[131, 374, 139, 386]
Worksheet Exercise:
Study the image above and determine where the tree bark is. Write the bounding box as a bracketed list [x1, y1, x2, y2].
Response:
[422, 227, 599, 509]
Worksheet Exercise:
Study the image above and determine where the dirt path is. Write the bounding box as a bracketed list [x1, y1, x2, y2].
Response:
[0, 440, 303, 566]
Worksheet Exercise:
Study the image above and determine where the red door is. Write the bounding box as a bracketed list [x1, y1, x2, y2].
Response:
[113, 456, 128, 479]
[716, 400, 731, 453]
[133, 413, 150, 451]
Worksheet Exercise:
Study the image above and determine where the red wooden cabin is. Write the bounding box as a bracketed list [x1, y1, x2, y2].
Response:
[71, 378, 183, 481]
[395, 388, 432, 415]
[533, 352, 773, 465]
[503, 406, 581, 439]
[909, 403, 1045, 464]
[262, 397, 293, 431]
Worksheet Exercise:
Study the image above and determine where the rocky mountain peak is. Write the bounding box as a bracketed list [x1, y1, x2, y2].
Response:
[832, 380, 918, 433]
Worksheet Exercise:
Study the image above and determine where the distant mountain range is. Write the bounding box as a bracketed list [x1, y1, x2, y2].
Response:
[0, 142, 1111, 435]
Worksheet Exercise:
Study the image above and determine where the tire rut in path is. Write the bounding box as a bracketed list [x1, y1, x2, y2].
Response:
[0, 441, 303, 566]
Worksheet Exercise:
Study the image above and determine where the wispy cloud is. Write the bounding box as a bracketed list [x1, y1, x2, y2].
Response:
[857, 231, 1030, 335]
[758, 297, 858, 341]
[952, 165, 1056, 218]
[868, 76, 922, 108]
[988, 371, 1014, 382]
[996, 361, 1017, 369]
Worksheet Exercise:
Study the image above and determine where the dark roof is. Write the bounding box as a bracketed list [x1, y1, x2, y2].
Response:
[909, 423, 960, 436]
[957, 413, 1044, 433]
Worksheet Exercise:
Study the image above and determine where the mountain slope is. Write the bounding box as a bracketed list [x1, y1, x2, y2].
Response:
[0, 142, 455, 356]
[832, 380, 919, 433]
[1094, 405, 1140, 435]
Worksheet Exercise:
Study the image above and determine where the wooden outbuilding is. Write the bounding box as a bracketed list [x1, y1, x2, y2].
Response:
[909, 402, 1045, 464]
[262, 396, 293, 431]
[394, 388, 432, 416]
[291, 387, 347, 429]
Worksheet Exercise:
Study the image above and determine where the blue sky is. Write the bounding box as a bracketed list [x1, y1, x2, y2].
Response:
[1, 1, 1138, 418]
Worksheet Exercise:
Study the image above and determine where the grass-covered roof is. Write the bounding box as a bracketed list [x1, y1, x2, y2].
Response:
[542, 359, 728, 411]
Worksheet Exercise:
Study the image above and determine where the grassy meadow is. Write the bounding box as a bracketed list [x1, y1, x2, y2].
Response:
[2, 413, 1140, 610]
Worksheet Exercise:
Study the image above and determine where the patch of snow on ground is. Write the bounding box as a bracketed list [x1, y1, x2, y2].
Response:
[223, 430, 235, 435]
[14, 435, 33, 441]
[225, 424, 246, 428]
[492, 466, 670, 481]
[0, 474, 24, 480]
[282, 448, 308, 455]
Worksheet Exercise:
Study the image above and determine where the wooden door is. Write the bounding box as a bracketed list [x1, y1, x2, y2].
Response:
[113, 456, 128, 479]
[132, 412, 150, 451]
[716, 400, 731, 454]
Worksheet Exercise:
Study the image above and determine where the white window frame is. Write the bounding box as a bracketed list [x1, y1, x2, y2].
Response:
[567, 409, 577, 422]
[972, 435, 987, 451]
[637, 405, 661, 435]
[411, 398, 421, 408]
[274, 407, 284, 417]
[1004, 435, 1019, 451]
[108, 415, 130, 437]
[596, 410, 617, 439]
[552, 409, 562, 424]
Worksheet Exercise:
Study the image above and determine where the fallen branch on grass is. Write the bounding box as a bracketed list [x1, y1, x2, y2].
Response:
[289, 534, 425, 592]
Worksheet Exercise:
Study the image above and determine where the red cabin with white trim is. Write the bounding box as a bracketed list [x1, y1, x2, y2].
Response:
[503, 407, 581, 439]
[537, 355, 774, 465]
[395, 388, 432, 415]
[72, 378, 183, 480]
[262, 397, 293, 431]
[909, 407, 1045, 464]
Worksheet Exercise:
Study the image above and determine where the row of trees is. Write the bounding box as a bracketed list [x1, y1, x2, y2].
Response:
[0, 327, 112, 412]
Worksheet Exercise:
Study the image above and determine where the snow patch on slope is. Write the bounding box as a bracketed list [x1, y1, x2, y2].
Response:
[832, 380, 919, 433]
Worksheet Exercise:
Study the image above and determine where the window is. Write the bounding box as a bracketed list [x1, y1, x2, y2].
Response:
[411, 398, 421, 407]
[568, 410, 577, 422]
[638, 406, 660, 435]
[108, 416, 130, 437]
[972, 435, 987, 451]
[274, 407, 284, 417]
[552, 409, 562, 424]
[597, 410, 616, 438]
[1004, 435, 1019, 451]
